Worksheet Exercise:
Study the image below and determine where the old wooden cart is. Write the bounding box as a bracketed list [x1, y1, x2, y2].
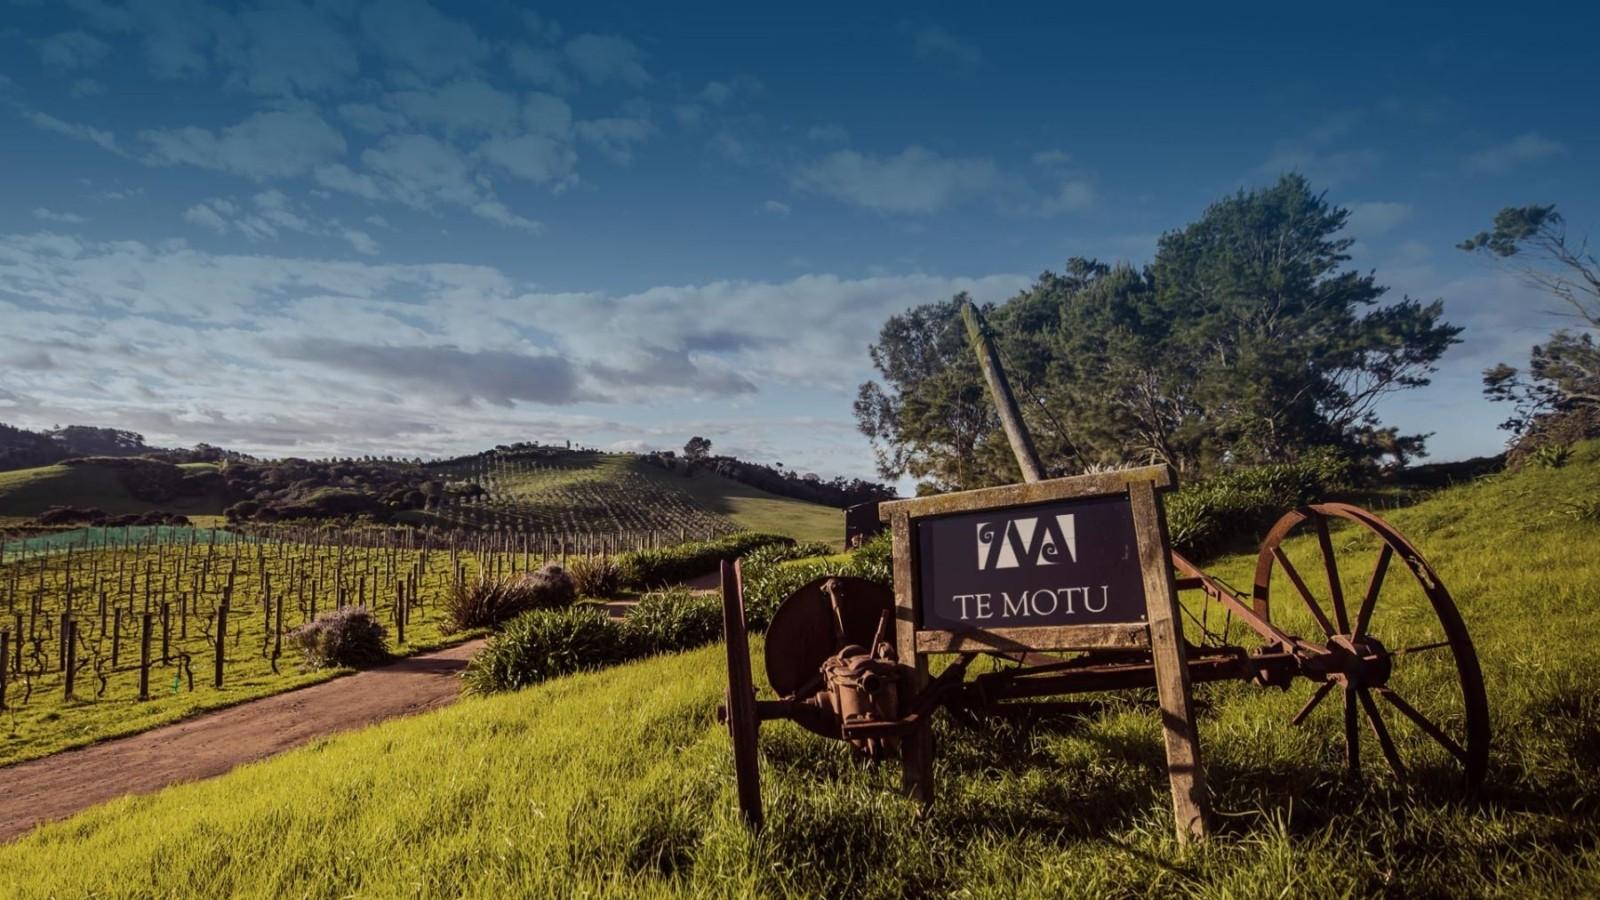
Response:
[717, 304, 1488, 841]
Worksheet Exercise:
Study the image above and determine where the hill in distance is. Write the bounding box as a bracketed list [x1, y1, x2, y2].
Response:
[0, 447, 849, 547]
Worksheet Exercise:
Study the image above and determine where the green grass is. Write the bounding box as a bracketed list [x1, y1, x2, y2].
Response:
[643, 462, 842, 546]
[0, 462, 225, 518]
[0, 541, 503, 767]
[5, 445, 1598, 896]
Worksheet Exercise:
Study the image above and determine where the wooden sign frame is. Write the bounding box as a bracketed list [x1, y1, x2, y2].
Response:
[879, 464, 1209, 842]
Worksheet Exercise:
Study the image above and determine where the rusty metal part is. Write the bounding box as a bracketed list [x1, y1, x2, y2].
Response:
[1253, 503, 1489, 789]
[764, 576, 894, 700]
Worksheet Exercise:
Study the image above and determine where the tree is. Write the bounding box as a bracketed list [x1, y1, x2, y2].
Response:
[1461, 204, 1600, 438]
[857, 175, 1460, 491]
[683, 436, 712, 462]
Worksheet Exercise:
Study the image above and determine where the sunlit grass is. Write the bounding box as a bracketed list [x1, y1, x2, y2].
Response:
[2, 444, 1597, 896]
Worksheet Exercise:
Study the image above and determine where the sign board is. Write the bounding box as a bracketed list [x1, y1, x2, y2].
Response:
[880, 464, 1209, 842]
[916, 494, 1147, 631]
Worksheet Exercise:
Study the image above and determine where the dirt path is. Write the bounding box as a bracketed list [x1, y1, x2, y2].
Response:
[0, 639, 483, 844]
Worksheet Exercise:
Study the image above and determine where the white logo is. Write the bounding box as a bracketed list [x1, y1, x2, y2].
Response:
[975, 514, 1076, 570]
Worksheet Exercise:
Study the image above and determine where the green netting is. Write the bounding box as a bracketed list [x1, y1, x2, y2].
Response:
[0, 526, 256, 560]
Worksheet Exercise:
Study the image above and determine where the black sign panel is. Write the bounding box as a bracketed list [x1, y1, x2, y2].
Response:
[915, 493, 1147, 630]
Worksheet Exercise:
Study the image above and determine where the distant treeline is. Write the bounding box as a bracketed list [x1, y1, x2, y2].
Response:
[0, 423, 248, 472]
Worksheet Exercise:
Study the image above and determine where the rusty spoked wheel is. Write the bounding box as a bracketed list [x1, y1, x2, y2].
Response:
[1255, 503, 1489, 790]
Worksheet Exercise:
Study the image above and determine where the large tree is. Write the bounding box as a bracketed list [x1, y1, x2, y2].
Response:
[857, 175, 1460, 490]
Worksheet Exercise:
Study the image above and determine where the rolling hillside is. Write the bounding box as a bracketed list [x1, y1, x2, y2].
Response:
[0, 452, 843, 546]
[0, 461, 226, 521]
[6, 444, 1598, 895]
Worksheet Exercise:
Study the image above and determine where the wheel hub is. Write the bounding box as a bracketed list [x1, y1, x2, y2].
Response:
[1326, 634, 1391, 688]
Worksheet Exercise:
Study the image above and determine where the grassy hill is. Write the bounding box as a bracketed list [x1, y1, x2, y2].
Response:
[4, 444, 1598, 895]
[406, 450, 840, 546]
[0, 461, 226, 522]
[0, 452, 842, 546]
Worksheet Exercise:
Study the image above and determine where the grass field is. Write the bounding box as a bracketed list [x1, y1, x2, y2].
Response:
[0, 462, 226, 519]
[4, 445, 1595, 896]
[0, 538, 503, 767]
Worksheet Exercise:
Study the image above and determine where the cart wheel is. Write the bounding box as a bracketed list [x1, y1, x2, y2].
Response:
[1255, 503, 1489, 790]
[721, 559, 764, 830]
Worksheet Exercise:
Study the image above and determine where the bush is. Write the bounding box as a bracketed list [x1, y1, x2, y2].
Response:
[444, 564, 576, 632]
[286, 606, 389, 669]
[620, 588, 724, 656]
[740, 531, 893, 631]
[463, 607, 628, 694]
[616, 531, 793, 589]
[568, 556, 624, 598]
[1165, 451, 1352, 561]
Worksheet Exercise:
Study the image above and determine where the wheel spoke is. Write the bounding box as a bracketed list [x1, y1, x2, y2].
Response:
[1384, 640, 1453, 659]
[1274, 546, 1335, 637]
[1352, 544, 1392, 640]
[1375, 686, 1468, 765]
[1357, 687, 1406, 776]
[1314, 515, 1350, 634]
[1291, 680, 1334, 726]
[1344, 686, 1361, 774]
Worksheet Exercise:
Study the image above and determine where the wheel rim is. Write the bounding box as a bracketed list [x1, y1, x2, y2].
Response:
[1255, 503, 1490, 790]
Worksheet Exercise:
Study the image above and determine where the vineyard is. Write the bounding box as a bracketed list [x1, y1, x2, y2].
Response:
[418, 452, 738, 545]
[0, 525, 612, 767]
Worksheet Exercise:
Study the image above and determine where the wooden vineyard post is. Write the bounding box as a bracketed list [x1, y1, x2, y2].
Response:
[1129, 480, 1208, 843]
[214, 603, 227, 689]
[161, 602, 171, 664]
[138, 613, 153, 702]
[112, 607, 123, 668]
[63, 619, 77, 700]
[395, 583, 406, 646]
[0, 629, 8, 711]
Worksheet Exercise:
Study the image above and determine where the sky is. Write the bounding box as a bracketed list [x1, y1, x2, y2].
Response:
[0, 1, 1595, 487]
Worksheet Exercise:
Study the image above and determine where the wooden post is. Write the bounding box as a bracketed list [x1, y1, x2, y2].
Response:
[395, 583, 406, 646]
[214, 603, 227, 688]
[890, 508, 934, 805]
[138, 613, 153, 701]
[161, 602, 171, 664]
[112, 607, 123, 668]
[1129, 479, 1209, 844]
[961, 299, 1045, 483]
[63, 619, 77, 700]
[0, 629, 8, 710]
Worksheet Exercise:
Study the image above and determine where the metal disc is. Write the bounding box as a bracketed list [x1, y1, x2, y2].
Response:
[764, 575, 894, 698]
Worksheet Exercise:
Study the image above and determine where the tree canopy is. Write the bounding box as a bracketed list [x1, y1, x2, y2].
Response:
[857, 175, 1461, 490]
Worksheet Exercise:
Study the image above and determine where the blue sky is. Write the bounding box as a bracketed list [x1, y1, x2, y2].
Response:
[0, 1, 1595, 484]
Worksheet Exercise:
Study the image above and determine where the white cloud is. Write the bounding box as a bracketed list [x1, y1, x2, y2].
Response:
[1032, 179, 1096, 216]
[357, 0, 490, 81]
[478, 134, 578, 187]
[761, 200, 791, 217]
[385, 79, 521, 135]
[37, 31, 112, 69]
[563, 34, 650, 87]
[182, 191, 381, 255]
[905, 24, 981, 69]
[24, 109, 121, 153]
[337, 103, 408, 135]
[32, 208, 90, 225]
[142, 107, 347, 180]
[1032, 148, 1070, 167]
[521, 93, 574, 137]
[506, 44, 573, 93]
[215, 1, 358, 96]
[1344, 201, 1413, 238]
[793, 146, 999, 214]
[1462, 132, 1568, 174]
[575, 116, 654, 165]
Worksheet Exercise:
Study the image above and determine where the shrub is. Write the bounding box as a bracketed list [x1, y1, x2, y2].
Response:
[444, 564, 576, 632]
[621, 588, 724, 656]
[1165, 451, 1352, 561]
[286, 606, 389, 669]
[463, 607, 627, 694]
[740, 532, 893, 631]
[616, 531, 793, 589]
[1531, 444, 1573, 469]
[568, 556, 624, 598]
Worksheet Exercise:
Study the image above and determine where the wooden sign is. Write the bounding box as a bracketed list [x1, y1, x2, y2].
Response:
[880, 464, 1210, 841]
